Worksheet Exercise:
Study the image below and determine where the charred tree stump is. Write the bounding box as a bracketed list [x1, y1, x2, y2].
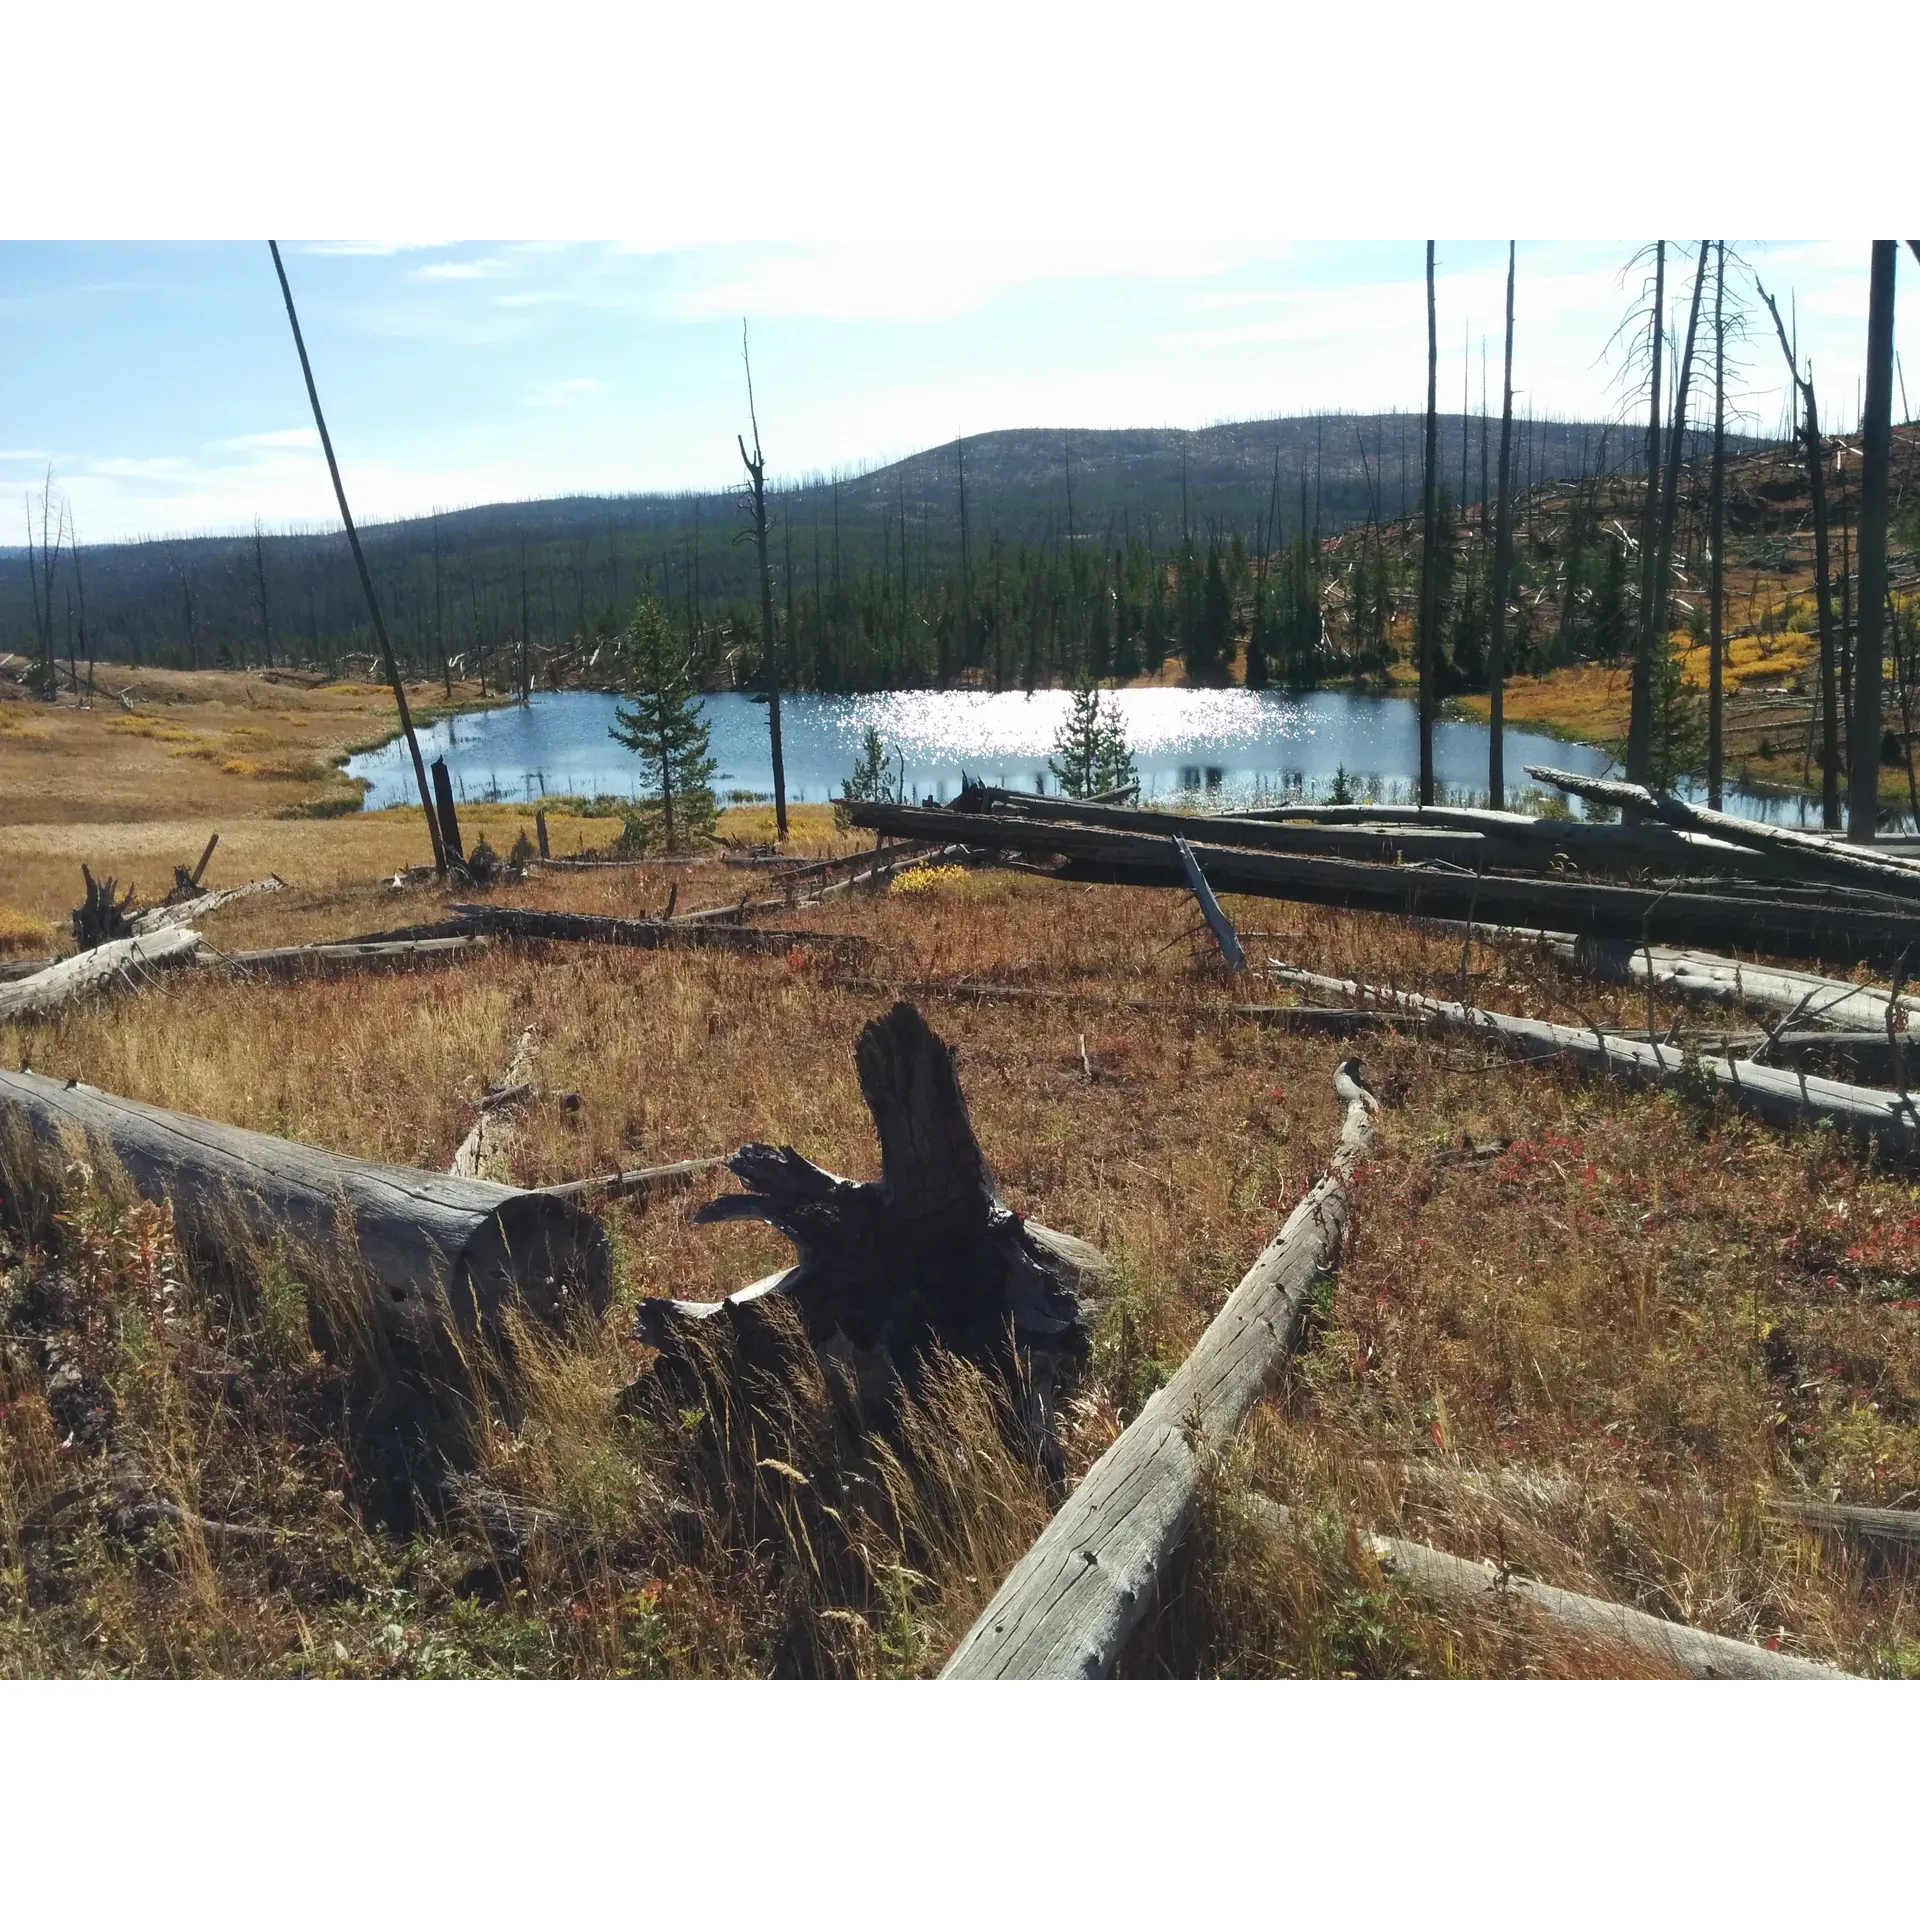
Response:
[72, 865, 137, 950]
[634, 1002, 1094, 1479]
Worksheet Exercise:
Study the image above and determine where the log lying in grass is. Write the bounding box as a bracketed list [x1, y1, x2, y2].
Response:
[0, 1067, 610, 1344]
[446, 902, 864, 956]
[1518, 929, 1904, 1031]
[827, 973, 1418, 1032]
[1241, 1495, 1849, 1680]
[964, 785, 1772, 879]
[132, 876, 287, 934]
[941, 1059, 1379, 1678]
[1268, 961, 1920, 1161]
[536, 1156, 727, 1204]
[636, 1002, 1096, 1481]
[847, 800, 1920, 968]
[1528, 764, 1920, 902]
[210, 935, 493, 979]
[0, 927, 203, 1023]
[450, 1026, 537, 1179]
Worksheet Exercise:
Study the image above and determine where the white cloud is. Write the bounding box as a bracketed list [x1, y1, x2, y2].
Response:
[207, 427, 321, 453]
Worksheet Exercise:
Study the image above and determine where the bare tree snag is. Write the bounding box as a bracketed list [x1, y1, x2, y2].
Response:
[0, 928, 202, 1024]
[72, 866, 137, 949]
[1851, 242, 1899, 841]
[0, 1067, 609, 1345]
[942, 1060, 1378, 1679]
[1242, 1496, 1849, 1680]
[635, 1003, 1095, 1479]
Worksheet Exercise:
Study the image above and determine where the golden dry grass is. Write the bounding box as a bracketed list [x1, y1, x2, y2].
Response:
[5, 838, 1920, 1676]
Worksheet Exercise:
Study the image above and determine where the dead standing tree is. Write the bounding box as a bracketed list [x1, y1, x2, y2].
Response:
[1850, 242, 1899, 842]
[1625, 242, 1666, 783]
[269, 241, 447, 877]
[1486, 242, 1517, 805]
[1756, 273, 1842, 830]
[1708, 241, 1729, 808]
[738, 321, 789, 842]
[1416, 242, 1440, 805]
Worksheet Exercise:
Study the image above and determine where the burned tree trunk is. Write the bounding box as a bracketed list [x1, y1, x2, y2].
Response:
[72, 865, 137, 949]
[635, 1002, 1094, 1478]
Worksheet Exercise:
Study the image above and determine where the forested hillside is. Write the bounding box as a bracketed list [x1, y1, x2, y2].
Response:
[2, 411, 1725, 691]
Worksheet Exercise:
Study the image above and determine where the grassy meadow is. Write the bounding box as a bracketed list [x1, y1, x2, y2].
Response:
[3, 713, 1920, 1675]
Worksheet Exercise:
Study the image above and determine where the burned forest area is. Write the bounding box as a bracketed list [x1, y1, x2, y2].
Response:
[4, 241, 1920, 1684]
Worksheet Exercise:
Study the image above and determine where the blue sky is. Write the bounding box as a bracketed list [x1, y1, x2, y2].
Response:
[3, 239, 1912, 545]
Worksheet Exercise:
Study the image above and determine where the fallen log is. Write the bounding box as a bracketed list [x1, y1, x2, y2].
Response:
[941, 1059, 1378, 1678]
[1241, 1495, 1849, 1679]
[635, 1002, 1096, 1481]
[847, 801, 1920, 969]
[969, 786, 1771, 879]
[826, 974, 1417, 1034]
[1528, 764, 1920, 902]
[0, 1067, 610, 1344]
[450, 1026, 536, 1179]
[1267, 961, 1920, 1161]
[132, 875, 287, 934]
[446, 902, 866, 956]
[210, 935, 492, 980]
[536, 1156, 726, 1204]
[1522, 930, 1903, 1031]
[0, 927, 203, 1024]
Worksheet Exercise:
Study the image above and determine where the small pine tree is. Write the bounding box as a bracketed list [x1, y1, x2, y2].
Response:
[1648, 632, 1709, 788]
[1049, 676, 1136, 797]
[1588, 536, 1631, 663]
[609, 594, 717, 852]
[834, 724, 896, 829]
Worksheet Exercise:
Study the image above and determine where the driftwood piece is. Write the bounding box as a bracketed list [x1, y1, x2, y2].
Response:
[132, 875, 287, 934]
[0, 927, 203, 1024]
[1173, 836, 1246, 971]
[1527, 764, 1920, 902]
[848, 801, 1920, 969]
[1268, 961, 1920, 1161]
[1242, 1495, 1849, 1679]
[0, 1067, 609, 1344]
[447, 902, 864, 956]
[636, 1003, 1095, 1478]
[941, 1059, 1378, 1678]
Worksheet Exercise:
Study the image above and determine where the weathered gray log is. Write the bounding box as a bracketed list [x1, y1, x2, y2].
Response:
[1523, 929, 1903, 1031]
[450, 1026, 536, 1179]
[132, 876, 287, 934]
[826, 974, 1418, 1034]
[941, 1059, 1378, 1678]
[1268, 961, 1920, 1161]
[447, 902, 864, 956]
[537, 1156, 727, 1203]
[211, 935, 492, 979]
[637, 1002, 1095, 1481]
[1173, 835, 1246, 970]
[970, 786, 1771, 879]
[0, 927, 203, 1024]
[1527, 764, 1920, 902]
[848, 800, 1920, 968]
[1242, 1495, 1849, 1679]
[0, 1067, 610, 1343]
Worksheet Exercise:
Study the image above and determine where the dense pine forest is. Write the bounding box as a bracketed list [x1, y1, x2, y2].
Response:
[3, 411, 1741, 694]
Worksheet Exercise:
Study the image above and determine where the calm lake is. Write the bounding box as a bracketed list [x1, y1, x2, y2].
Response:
[343, 686, 1816, 822]
[347, 687, 1625, 814]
